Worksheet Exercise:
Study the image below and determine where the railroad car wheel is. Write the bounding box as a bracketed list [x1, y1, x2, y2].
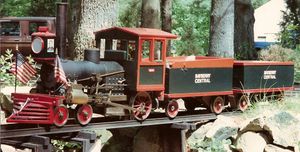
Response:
[237, 95, 249, 112]
[76, 104, 93, 126]
[275, 92, 284, 101]
[130, 92, 152, 121]
[165, 99, 179, 119]
[210, 96, 224, 114]
[53, 105, 69, 127]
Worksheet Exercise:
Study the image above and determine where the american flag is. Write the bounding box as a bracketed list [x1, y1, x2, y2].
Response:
[10, 52, 36, 84]
[54, 55, 69, 87]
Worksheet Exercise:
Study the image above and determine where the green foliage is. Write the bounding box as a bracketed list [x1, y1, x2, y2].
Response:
[259, 45, 300, 83]
[0, 49, 37, 86]
[118, 0, 210, 56]
[0, 0, 58, 17]
[279, 0, 300, 49]
[51, 139, 81, 151]
[0, 50, 16, 86]
[172, 0, 210, 56]
[279, 24, 300, 49]
[118, 0, 141, 27]
[252, 0, 270, 9]
[29, 0, 58, 16]
[0, 0, 31, 17]
[192, 138, 231, 152]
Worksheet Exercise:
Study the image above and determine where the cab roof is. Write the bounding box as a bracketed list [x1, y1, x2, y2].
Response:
[94, 27, 177, 40]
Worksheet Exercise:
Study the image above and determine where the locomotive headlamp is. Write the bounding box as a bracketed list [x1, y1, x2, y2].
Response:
[31, 37, 44, 54]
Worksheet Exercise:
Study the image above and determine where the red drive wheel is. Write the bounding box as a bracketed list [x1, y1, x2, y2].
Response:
[238, 95, 249, 112]
[53, 105, 69, 127]
[76, 104, 93, 126]
[130, 92, 152, 121]
[210, 96, 224, 114]
[165, 99, 179, 119]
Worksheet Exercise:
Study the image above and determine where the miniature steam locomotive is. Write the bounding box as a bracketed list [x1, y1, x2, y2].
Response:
[6, 25, 294, 127]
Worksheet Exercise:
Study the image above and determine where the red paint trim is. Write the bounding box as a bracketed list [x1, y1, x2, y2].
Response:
[34, 57, 55, 61]
[94, 27, 177, 39]
[137, 85, 164, 91]
[234, 60, 294, 66]
[165, 91, 233, 99]
[166, 56, 233, 68]
[233, 87, 294, 94]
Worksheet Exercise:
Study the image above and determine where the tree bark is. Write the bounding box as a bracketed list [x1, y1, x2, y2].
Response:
[161, 0, 172, 56]
[161, 0, 172, 32]
[209, 0, 235, 58]
[68, 0, 118, 59]
[234, 0, 256, 59]
[141, 0, 161, 29]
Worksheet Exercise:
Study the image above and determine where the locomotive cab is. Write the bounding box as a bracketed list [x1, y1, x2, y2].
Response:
[94, 27, 177, 94]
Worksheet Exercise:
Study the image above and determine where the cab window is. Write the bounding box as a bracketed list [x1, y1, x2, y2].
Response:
[142, 40, 151, 61]
[154, 41, 163, 61]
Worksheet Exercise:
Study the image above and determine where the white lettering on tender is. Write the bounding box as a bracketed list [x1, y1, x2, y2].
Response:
[263, 70, 276, 79]
[195, 73, 211, 83]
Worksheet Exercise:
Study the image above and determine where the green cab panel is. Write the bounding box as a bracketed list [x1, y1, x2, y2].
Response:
[139, 66, 163, 85]
[165, 68, 233, 94]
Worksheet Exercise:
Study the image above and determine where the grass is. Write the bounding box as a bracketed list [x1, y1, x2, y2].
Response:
[241, 95, 300, 119]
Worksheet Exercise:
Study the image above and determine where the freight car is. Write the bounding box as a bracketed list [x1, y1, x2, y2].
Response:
[6, 26, 294, 127]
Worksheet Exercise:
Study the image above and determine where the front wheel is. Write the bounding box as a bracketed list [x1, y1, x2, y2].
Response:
[130, 92, 152, 121]
[53, 105, 69, 127]
[76, 104, 93, 126]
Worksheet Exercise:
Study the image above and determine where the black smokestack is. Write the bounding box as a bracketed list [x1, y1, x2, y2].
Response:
[56, 2, 68, 59]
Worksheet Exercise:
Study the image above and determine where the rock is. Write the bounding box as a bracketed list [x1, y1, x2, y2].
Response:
[90, 139, 102, 152]
[206, 115, 239, 140]
[0, 110, 5, 124]
[101, 128, 138, 152]
[133, 126, 163, 152]
[264, 112, 300, 148]
[235, 132, 267, 152]
[1, 144, 31, 152]
[239, 117, 265, 133]
[264, 144, 293, 152]
[0, 92, 13, 115]
[187, 122, 213, 149]
[94, 129, 112, 145]
[188, 115, 238, 152]
[239, 112, 300, 149]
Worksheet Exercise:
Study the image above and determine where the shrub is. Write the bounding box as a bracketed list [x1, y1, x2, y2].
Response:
[0, 50, 15, 86]
[0, 49, 38, 87]
[259, 45, 300, 83]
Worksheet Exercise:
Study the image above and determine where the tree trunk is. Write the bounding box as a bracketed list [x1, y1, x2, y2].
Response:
[208, 0, 235, 58]
[234, 0, 256, 59]
[161, 0, 172, 32]
[141, 0, 161, 29]
[68, 0, 118, 59]
[161, 0, 172, 56]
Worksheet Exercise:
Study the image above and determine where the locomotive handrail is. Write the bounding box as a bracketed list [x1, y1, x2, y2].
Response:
[76, 70, 125, 82]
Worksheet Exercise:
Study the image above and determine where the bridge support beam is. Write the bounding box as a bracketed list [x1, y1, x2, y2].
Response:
[173, 122, 196, 152]
[71, 131, 97, 152]
[1, 135, 52, 152]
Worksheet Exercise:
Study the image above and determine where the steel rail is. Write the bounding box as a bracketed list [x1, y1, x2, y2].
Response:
[0, 112, 238, 139]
